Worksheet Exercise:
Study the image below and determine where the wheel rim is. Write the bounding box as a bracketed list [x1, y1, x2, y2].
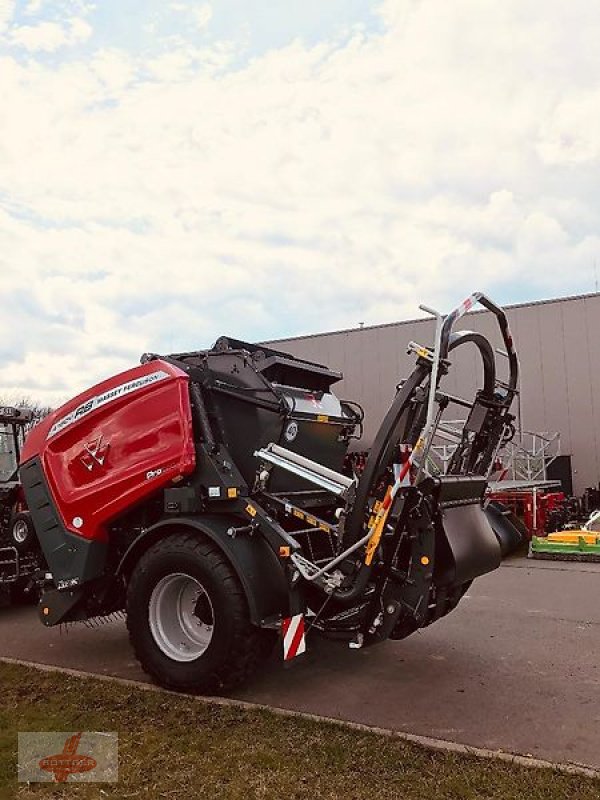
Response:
[148, 573, 214, 662]
[12, 520, 28, 544]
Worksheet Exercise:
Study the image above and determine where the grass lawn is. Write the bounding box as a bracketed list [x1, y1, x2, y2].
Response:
[0, 662, 598, 799]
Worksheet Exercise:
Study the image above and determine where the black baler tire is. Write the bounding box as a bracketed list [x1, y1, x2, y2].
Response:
[126, 533, 275, 694]
[9, 512, 36, 555]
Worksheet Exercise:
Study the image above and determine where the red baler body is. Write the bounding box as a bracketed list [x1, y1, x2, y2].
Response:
[21, 361, 195, 543]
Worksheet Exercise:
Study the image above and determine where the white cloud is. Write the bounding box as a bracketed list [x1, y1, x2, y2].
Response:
[1, 0, 600, 404]
[9, 15, 92, 51]
[192, 3, 212, 30]
[0, 0, 15, 32]
[537, 89, 600, 165]
[146, 49, 194, 82]
[90, 48, 134, 93]
[68, 15, 92, 43]
[169, 1, 212, 30]
[24, 0, 43, 15]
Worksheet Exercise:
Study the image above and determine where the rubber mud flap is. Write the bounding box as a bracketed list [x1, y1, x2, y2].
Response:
[435, 503, 501, 586]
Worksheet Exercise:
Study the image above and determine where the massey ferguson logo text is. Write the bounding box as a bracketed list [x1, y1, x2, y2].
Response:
[47, 371, 169, 440]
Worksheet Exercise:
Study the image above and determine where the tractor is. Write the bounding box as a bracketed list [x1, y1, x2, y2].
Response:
[0, 405, 40, 603]
[15, 293, 523, 693]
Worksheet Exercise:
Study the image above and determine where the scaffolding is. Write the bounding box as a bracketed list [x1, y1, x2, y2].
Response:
[429, 421, 560, 482]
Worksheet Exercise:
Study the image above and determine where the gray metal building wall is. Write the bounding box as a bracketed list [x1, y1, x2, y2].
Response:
[269, 292, 600, 495]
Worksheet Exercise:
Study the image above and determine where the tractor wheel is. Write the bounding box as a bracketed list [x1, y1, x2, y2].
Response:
[126, 533, 275, 694]
[9, 512, 36, 555]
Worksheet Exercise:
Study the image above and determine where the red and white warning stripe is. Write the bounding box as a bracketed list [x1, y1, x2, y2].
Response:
[458, 294, 475, 316]
[282, 614, 306, 661]
[449, 292, 480, 325]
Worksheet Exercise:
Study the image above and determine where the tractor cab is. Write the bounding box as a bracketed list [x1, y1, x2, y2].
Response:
[0, 405, 33, 483]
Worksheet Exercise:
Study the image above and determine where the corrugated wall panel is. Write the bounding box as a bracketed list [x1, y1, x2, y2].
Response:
[561, 298, 597, 490]
[583, 299, 600, 490]
[536, 305, 571, 453]
[507, 304, 547, 436]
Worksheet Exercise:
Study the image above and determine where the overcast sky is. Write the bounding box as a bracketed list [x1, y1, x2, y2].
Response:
[1, 0, 600, 405]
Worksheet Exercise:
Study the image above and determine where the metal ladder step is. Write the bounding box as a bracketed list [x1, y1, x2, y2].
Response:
[0, 546, 19, 581]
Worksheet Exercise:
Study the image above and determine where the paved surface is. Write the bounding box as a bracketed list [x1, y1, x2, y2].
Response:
[1, 557, 600, 769]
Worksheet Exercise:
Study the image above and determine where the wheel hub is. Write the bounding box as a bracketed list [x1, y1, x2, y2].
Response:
[12, 519, 28, 544]
[148, 573, 214, 662]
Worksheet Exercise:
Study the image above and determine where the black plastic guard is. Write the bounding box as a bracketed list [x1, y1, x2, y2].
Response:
[38, 586, 86, 626]
[433, 477, 501, 586]
[20, 457, 107, 587]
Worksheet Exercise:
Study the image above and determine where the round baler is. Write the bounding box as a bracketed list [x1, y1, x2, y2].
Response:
[18, 293, 522, 693]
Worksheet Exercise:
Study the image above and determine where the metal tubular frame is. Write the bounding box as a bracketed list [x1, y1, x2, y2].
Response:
[270, 292, 520, 592]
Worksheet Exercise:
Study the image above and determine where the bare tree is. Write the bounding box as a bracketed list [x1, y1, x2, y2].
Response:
[0, 396, 53, 432]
